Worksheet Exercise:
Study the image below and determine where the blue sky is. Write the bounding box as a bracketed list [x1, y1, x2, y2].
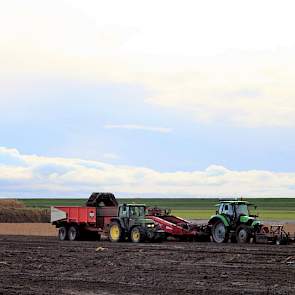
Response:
[1, 0, 295, 197]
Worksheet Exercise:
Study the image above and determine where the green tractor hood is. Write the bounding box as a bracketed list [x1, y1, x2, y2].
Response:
[239, 215, 261, 227]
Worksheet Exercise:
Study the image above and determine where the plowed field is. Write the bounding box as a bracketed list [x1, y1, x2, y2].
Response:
[0, 236, 294, 295]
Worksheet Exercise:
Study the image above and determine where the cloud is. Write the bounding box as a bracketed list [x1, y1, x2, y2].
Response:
[0, 146, 295, 198]
[1, 1, 295, 127]
[104, 124, 172, 133]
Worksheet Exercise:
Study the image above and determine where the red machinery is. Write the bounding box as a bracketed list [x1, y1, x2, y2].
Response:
[51, 192, 118, 240]
[147, 207, 210, 241]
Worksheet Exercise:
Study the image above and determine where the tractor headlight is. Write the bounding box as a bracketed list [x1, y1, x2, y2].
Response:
[146, 224, 155, 228]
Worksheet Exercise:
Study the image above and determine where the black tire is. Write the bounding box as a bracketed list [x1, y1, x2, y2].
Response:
[58, 226, 67, 241]
[68, 225, 80, 241]
[211, 221, 229, 243]
[109, 222, 124, 242]
[236, 225, 251, 243]
[130, 226, 146, 243]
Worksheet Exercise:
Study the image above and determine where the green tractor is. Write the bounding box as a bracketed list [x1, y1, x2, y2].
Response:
[108, 203, 165, 243]
[208, 200, 261, 243]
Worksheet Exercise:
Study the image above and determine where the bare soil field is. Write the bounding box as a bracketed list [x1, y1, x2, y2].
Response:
[0, 235, 294, 295]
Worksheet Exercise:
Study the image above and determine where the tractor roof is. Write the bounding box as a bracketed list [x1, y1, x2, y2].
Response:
[217, 200, 250, 205]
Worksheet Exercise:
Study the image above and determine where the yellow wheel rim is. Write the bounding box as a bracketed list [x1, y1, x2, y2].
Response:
[110, 224, 120, 240]
[132, 229, 140, 242]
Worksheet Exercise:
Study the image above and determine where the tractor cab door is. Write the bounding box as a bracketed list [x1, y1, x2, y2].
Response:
[119, 205, 130, 229]
[128, 206, 146, 228]
[220, 204, 234, 223]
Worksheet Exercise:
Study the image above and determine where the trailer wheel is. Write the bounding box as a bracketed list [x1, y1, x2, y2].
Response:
[109, 222, 123, 242]
[212, 221, 229, 243]
[68, 225, 80, 241]
[131, 226, 146, 243]
[58, 226, 67, 241]
[236, 225, 251, 243]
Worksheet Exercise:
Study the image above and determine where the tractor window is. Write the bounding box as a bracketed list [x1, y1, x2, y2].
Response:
[222, 204, 234, 216]
[119, 205, 129, 217]
[219, 204, 234, 216]
[130, 206, 145, 217]
[236, 204, 249, 216]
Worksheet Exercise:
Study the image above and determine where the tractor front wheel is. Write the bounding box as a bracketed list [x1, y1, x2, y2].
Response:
[109, 222, 123, 242]
[236, 225, 251, 243]
[212, 221, 229, 243]
[130, 226, 146, 243]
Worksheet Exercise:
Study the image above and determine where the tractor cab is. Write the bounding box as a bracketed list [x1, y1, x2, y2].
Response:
[118, 204, 155, 229]
[119, 204, 146, 218]
[217, 201, 250, 223]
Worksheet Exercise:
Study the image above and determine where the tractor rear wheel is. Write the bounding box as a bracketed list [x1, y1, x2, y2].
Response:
[236, 225, 251, 243]
[109, 222, 123, 242]
[130, 226, 146, 243]
[68, 225, 80, 241]
[58, 226, 67, 241]
[212, 221, 229, 243]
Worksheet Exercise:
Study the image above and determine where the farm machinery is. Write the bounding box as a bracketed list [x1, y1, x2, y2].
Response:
[51, 193, 293, 244]
[51, 192, 210, 242]
[108, 203, 165, 243]
[208, 200, 291, 244]
[146, 207, 211, 241]
[51, 192, 165, 242]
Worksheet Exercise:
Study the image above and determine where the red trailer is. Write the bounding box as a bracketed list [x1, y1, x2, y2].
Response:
[51, 193, 118, 241]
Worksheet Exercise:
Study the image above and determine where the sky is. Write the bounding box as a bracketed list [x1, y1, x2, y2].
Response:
[1, 0, 295, 198]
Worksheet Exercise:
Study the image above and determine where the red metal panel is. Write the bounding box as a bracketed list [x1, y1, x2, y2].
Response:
[148, 215, 198, 237]
[54, 206, 96, 224]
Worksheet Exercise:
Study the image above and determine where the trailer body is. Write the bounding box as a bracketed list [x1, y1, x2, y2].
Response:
[51, 205, 117, 231]
[51, 193, 118, 240]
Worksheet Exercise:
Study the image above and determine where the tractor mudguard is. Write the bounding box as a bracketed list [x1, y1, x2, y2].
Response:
[208, 215, 230, 227]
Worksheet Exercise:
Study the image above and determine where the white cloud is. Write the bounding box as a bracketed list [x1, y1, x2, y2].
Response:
[104, 124, 172, 133]
[0, 146, 295, 198]
[1, 1, 295, 127]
